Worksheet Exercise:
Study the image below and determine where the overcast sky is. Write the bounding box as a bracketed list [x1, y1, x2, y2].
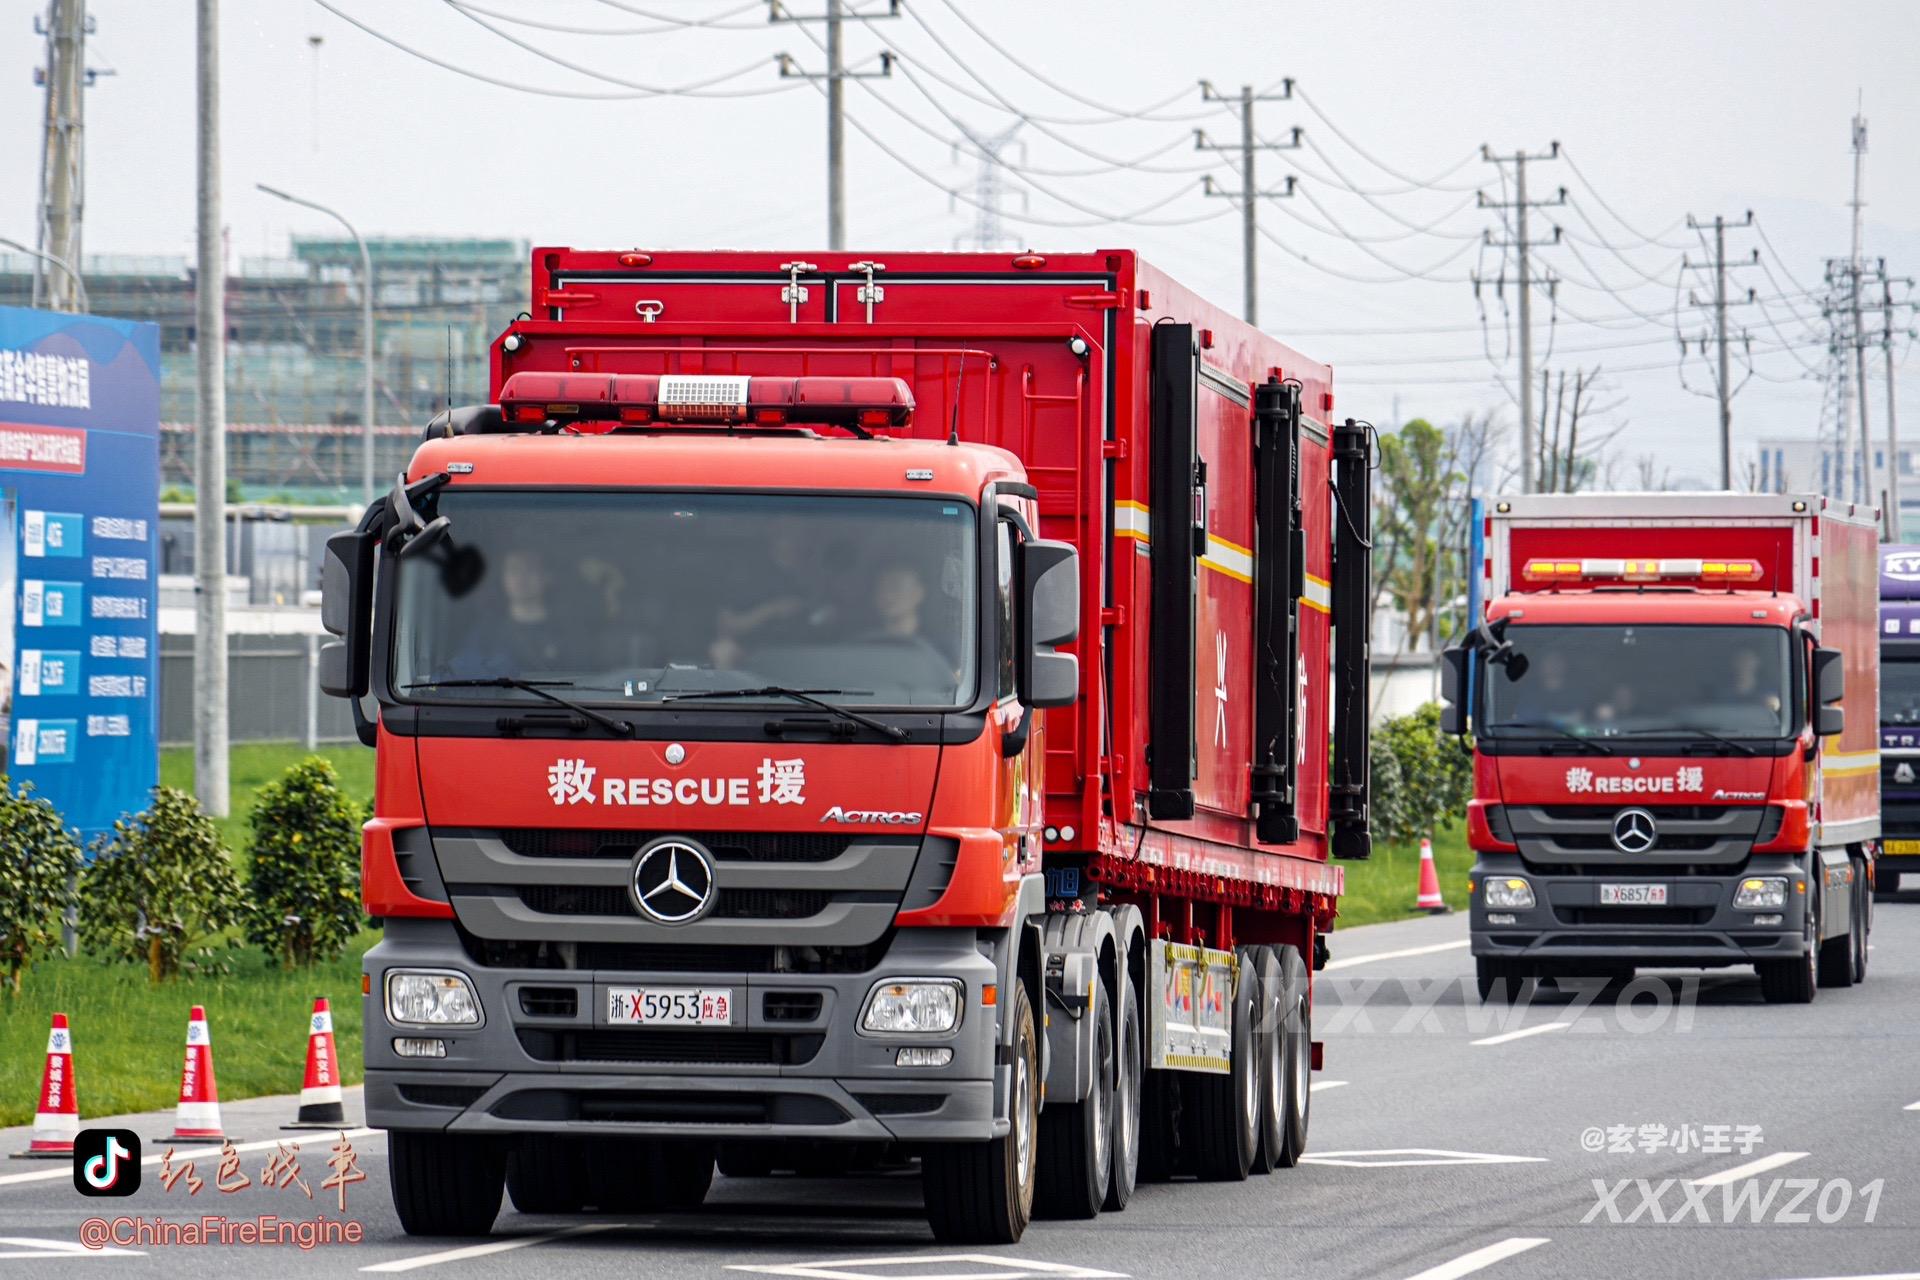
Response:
[6, 0, 1919, 485]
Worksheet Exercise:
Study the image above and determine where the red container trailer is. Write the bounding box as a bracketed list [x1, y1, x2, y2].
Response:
[1441, 493, 1878, 1003]
[318, 249, 1374, 1241]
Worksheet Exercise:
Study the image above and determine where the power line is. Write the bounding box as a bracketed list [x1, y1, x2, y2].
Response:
[1558, 145, 1689, 250]
[1292, 85, 1481, 191]
[444, 0, 767, 36]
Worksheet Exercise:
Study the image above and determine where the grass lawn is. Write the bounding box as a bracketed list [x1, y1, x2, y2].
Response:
[1334, 822, 1473, 929]
[1, 743, 379, 1127]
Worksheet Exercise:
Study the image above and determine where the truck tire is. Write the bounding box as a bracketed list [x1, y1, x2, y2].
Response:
[1475, 956, 1536, 1005]
[1187, 947, 1258, 1182]
[1103, 972, 1142, 1212]
[1137, 1068, 1180, 1183]
[1273, 944, 1312, 1169]
[1035, 977, 1113, 1219]
[1759, 883, 1819, 1004]
[923, 981, 1037, 1244]
[1851, 859, 1870, 983]
[1251, 946, 1284, 1175]
[592, 1141, 714, 1211]
[1818, 870, 1853, 989]
[506, 1138, 589, 1214]
[389, 1131, 506, 1237]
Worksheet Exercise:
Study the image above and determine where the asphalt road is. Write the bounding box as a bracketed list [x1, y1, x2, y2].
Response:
[4, 897, 1917, 1280]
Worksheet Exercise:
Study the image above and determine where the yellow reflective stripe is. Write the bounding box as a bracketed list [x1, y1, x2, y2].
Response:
[1824, 748, 1880, 777]
[1302, 573, 1332, 614]
[1114, 500, 1150, 542]
[1201, 537, 1253, 584]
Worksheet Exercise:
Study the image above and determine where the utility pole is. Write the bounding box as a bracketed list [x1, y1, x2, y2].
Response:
[1682, 212, 1755, 490]
[1195, 80, 1297, 328]
[1848, 110, 1875, 524]
[771, 1, 897, 251]
[34, 0, 107, 312]
[194, 0, 229, 817]
[1477, 144, 1564, 493]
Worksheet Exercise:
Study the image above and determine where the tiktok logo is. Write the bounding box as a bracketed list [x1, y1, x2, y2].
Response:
[73, 1129, 141, 1197]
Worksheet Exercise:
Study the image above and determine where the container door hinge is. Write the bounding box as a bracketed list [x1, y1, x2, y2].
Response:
[539, 288, 597, 311]
[1066, 291, 1122, 310]
[849, 260, 886, 322]
[779, 260, 817, 323]
[1100, 607, 1125, 627]
[1102, 439, 1128, 460]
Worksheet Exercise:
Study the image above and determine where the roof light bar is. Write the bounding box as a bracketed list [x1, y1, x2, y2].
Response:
[1522, 557, 1763, 584]
[496, 372, 915, 431]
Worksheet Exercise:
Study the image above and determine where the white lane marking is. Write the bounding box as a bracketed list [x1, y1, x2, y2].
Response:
[1324, 940, 1469, 971]
[1764, 1274, 1920, 1280]
[1905, 1099, 1920, 1111]
[1309, 1080, 1349, 1094]
[727, 1257, 1128, 1279]
[0, 1127, 379, 1189]
[1400, 1237, 1549, 1280]
[0, 1236, 144, 1259]
[1688, 1150, 1810, 1186]
[1470, 1021, 1570, 1047]
[361, 1223, 621, 1273]
[1300, 1148, 1547, 1168]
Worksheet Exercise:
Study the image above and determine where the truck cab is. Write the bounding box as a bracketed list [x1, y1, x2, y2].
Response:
[1878, 544, 1920, 896]
[1442, 493, 1877, 1004]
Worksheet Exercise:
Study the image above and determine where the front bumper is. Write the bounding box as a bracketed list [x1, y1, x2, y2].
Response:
[363, 918, 1004, 1143]
[1468, 853, 1809, 969]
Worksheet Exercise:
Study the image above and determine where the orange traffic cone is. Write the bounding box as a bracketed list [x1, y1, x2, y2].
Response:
[161, 1006, 230, 1143]
[284, 997, 347, 1130]
[1415, 837, 1449, 913]
[12, 1013, 78, 1159]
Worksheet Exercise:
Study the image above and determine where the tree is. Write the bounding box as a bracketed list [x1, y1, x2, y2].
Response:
[1534, 365, 1626, 494]
[0, 780, 82, 994]
[246, 758, 366, 966]
[79, 787, 244, 983]
[1375, 418, 1467, 652]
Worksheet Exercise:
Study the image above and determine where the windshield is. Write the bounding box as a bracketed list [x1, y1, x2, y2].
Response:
[1481, 624, 1793, 739]
[1884, 657, 1920, 725]
[392, 491, 978, 708]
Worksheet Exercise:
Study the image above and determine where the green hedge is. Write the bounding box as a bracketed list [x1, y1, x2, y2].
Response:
[1370, 702, 1472, 845]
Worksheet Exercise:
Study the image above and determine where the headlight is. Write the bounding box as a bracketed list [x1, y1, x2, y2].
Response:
[1484, 877, 1536, 910]
[860, 980, 962, 1034]
[1734, 877, 1788, 910]
[385, 971, 481, 1026]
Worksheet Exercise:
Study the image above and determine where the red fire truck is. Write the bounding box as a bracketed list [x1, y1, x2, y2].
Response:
[319, 248, 1372, 1242]
[1442, 493, 1878, 1004]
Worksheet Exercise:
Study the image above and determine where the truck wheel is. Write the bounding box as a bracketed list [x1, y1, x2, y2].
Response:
[923, 981, 1037, 1244]
[592, 1141, 715, 1211]
[1475, 957, 1536, 1005]
[1851, 860, 1870, 983]
[1035, 977, 1113, 1219]
[1187, 947, 1258, 1182]
[1137, 1068, 1180, 1183]
[1759, 885, 1819, 1004]
[1273, 944, 1312, 1169]
[389, 1130, 506, 1237]
[1251, 947, 1284, 1175]
[506, 1138, 589, 1214]
[1103, 972, 1142, 1212]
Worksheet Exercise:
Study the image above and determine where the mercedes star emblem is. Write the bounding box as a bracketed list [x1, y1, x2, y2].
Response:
[1611, 808, 1658, 854]
[629, 838, 716, 924]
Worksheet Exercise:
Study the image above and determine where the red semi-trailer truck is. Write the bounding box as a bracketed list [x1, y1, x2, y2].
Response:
[1442, 493, 1877, 1004]
[317, 248, 1374, 1242]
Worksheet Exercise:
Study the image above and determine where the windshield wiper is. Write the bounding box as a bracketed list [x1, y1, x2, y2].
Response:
[1489, 720, 1613, 754]
[664, 686, 908, 743]
[1619, 726, 1758, 756]
[405, 677, 634, 737]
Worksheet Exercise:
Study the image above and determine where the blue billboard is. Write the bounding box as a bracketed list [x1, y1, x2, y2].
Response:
[0, 306, 160, 841]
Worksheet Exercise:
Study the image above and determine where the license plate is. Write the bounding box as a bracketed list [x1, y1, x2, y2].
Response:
[606, 987, 734, 1026]
[1600, 883, 1668, 906]
[1884, 839, 1920, 855]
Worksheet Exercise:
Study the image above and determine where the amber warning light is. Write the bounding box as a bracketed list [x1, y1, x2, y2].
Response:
[1521, 557, 1764, 584]
[497, 372, 915, 432]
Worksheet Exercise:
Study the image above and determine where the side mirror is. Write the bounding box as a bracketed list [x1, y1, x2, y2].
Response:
[318, 529, 375, 698]
[1021, 539, 1080, 709]
[1812, 646, 1845, 736]
[1439, 646, 1469, 736]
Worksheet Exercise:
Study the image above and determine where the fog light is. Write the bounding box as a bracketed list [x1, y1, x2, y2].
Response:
[392, 1037, 447, 1059]
[1734, 877, 1788, 910]
[896, 1046, 953, 1067]
[861, 980, 962, 1034]
[386, 971, 481, 1026]
[1486, 912, 1518, 925]
[1484, 878, 1535, 910]
[1754, 913, 1784, 927]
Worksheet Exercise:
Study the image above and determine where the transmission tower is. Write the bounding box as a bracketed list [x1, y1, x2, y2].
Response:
[950, 122, 1026, 251]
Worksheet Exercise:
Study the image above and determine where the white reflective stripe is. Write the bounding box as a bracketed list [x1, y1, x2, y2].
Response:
[1113, 500, 1150, 541]
[31, 1111, 79, 1134]
[1302, 572, 1332, 614]
[1824, 748, 1879, 777]
[1200, 537, 1253, 583]
[300, 1085, 345, 1105]
[173, 1102, 223, 1127]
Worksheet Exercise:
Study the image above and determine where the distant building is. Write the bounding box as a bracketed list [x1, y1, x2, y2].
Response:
[0, 236, 528, 499]
[1753, 435, 1916, 537]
